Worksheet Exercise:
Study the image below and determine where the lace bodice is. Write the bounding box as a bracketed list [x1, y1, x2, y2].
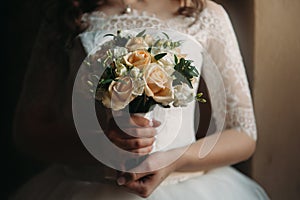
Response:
[79, 1, 257, 141]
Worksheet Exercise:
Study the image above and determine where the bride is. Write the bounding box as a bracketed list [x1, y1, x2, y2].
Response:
[13, 0, 269, 199]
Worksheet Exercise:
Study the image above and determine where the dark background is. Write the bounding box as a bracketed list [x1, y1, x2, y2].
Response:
[1, 0, 254, 199]
[2, 1, 45, 199]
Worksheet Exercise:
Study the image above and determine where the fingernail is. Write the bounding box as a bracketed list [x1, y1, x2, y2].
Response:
[149, 121, 153, 127]
[117, 177, 126, 185]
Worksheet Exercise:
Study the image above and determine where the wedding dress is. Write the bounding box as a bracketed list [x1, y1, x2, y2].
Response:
[13, 1, 269, 199]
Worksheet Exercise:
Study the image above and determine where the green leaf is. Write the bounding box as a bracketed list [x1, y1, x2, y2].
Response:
[100, 79, 113, 85]
[154, 53, 167, 61]
[136, 29, 146, 37]
[153, 39, 161, 47]
[195, 92, 206, 103]
[179, 57, 185, 66]
[196, 93, 203, 98]
[162, 32, 170, 39]
[174, 55, 178, 64]
[186, 79, 193, 88]
[198, 98, 207, 103]
[103, 33, 115, 38]
[173, 57, 199, 89]
[147, 47, 152, 53]
[129, 93, 157, 113]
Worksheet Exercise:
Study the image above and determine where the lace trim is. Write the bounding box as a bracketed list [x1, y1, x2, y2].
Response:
[226, 107, 257, 140]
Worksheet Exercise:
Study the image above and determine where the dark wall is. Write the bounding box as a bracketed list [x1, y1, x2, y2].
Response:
[2, 1, 44, 199]
[1, 0, 254, 199]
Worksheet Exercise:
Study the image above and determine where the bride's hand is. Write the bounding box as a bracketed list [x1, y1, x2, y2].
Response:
[116, 151, 179, 198]
[105, 113, 160, 155]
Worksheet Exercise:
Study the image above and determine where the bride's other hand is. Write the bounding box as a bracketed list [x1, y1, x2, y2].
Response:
[121, 168, 173, 198]
[105, 114, 160, 155]
[116, 151, 178, 198]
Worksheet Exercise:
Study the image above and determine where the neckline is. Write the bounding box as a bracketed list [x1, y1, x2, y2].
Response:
[84, 8, 193, 24]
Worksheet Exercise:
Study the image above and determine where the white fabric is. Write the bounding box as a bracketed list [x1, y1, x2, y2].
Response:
[13, 165, 269, 200]
[13, 1, 269, 199]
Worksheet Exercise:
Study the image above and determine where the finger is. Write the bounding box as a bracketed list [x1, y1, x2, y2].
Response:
[109, 115, 133, 129]
[125, 127, 157, 138]
[130, 115, 151, 127]
[105, 129, 130, 141]
[119, 137, 155, 150]
[130, 146, 153, 155]
[124, 181, 143, 193]
[110, 114, 149, 128]
[117, 171, 151, 185]
[120, 180, 146, 197]
[151, 119, 161, 128]
[106, 126, 156, 140]
[130, 115, 161, 128]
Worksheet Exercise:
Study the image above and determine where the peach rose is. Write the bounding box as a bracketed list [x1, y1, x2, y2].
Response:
[123, 50, 151, 70]
[102, 76, 135, 110]
[144, 63, 174, 106]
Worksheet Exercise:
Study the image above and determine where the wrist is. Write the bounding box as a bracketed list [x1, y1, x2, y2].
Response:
[167, 146, 190, 172]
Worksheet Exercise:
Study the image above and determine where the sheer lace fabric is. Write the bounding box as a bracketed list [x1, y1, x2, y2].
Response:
[80, 3, 257, 140]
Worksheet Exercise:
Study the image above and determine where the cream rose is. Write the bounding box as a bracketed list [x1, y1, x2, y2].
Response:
[125, 37, 149, 51]
[102, 76, 135, 110]
[144, 34, 154, 46]
[123, 50, 151, 70]
[144, 63, 174, 106]
[173, 83, 194, 107]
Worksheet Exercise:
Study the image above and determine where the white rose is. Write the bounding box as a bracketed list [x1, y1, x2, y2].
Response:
[130, 67, 142, 79]
[144, 34, 154, 46]
[173, 83, 194, 107]
[102, 76, 135, 110]
[158, 52, 175, 67]
[113, 47, 128, 58]
[132, 78, 145, 96]
[125, 37, 149, 51]
[156, 52, 176, 76]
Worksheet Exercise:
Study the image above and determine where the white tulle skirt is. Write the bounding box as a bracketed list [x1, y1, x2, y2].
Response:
[12, 165, 269, 200]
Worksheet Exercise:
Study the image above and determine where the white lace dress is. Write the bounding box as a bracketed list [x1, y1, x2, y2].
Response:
[13, 1, 269, 200]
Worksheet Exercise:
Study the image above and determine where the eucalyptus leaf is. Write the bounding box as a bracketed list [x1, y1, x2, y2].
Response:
[196, 93, 203, 98]
[153, 39, 161, 47]
[162, 32, 170, 39]
[174, 54, 178, 64]
[136, 29, 146, 37]
[199, 98, 207, 103]
[154, 53, 167, 61]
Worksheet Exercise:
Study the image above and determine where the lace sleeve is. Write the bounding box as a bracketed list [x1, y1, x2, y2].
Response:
[198, 2, 257, 140]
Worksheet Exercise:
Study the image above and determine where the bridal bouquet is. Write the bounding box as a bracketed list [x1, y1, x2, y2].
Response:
[92, 29, 205, 113]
